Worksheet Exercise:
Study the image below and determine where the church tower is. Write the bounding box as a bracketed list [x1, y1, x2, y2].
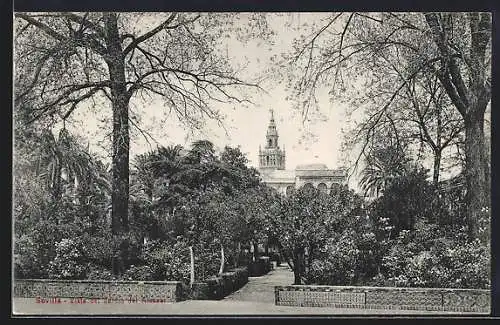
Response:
[259, 109, 286, 170]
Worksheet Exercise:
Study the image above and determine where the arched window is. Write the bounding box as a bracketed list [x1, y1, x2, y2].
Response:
[266, 156, 269, 165]
[330, 183, 342, 196]
[318, 183, 327, 194]
[302, 183, 314, 191]
[268, 139, 272, 147]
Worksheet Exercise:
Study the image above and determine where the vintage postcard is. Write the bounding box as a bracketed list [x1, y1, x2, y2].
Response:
[12, 11, 491, 316]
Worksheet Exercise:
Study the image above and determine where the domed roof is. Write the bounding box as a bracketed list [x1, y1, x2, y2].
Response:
[295, 163, 329, 170]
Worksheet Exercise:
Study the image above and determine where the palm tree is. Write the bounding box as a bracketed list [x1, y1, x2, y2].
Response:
[186, 140, 216, 164]
[130, 145, 185, 203]
[156, 144, 184, 178]
[35, 128, 94, 201]
[360, 145, 408, 198]
[129, 145, 186, 241]
[131, 150, 158, 203]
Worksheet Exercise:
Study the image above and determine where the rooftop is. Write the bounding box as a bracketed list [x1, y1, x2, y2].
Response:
[295, 163, 329, 170]
[259, 169, 295, 181]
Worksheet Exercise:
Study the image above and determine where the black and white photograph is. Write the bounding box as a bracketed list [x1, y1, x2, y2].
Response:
[12, 11, 492, 316]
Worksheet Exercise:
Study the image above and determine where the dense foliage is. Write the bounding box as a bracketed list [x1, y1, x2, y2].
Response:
[14, 124, 489, 289]
[14, 125, 278, 283]
[264, 163, 490, 289]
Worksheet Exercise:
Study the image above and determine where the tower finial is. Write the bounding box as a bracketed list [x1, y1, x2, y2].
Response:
[270, 108, 274, 121]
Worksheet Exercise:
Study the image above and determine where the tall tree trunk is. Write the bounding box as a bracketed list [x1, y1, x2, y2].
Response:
[307, 244, 314, 273]
[284, 253, 294, 270]
[189, 246, 195, 287]
[219, 243, 225, 274]
[425, 12, 491, 241]
[464, 113, 488, 239]
[433, 106, 442, 186]
[433, 150, 442, 186]
[235, 242, 241, 268]
[52, 161, 62, 201]
[104, 13, 131, 276]
[292, 250, 301, 285]
[253, 242, 259, 261]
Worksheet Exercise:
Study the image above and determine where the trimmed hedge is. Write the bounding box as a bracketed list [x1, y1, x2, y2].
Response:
[190, 267, 249, 300]
[269, 252, 281, 266]
[248, 256, 272, 276]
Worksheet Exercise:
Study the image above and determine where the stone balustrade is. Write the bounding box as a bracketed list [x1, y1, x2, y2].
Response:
[14, 279, 187, 302]
[275, 285, 490, 313]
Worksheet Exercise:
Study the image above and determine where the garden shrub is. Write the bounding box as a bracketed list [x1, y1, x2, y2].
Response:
[195, 267, 249, 300]
[140, 239, 191, 282]
[306, 231, 358, 285]
[14, 233, 48, 279]
[305, 223, 381, 286]
[370, 167, 450, 237]
[204, 276, 224, 299]
[224, 267, 249, 292]
[80, 232, 114, 268]
[220, 272, 236, 295]
[123, 265, 155, 281]
[86, 265, 114, 280]
[193, 244, 222, 280]
[48, 238, 87, 279]
[380, 226, 490, 289]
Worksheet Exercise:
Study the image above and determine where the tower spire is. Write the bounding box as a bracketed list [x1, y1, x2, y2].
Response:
[259, 108, 286, 170]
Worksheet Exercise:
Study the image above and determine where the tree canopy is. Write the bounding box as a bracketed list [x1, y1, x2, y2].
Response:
[279, 12, 491, 239]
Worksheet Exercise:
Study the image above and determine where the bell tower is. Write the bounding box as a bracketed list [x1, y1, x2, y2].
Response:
[259, 109, 286, 170]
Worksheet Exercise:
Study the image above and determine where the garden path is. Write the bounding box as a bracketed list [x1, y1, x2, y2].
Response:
[222, 263, 294, 303]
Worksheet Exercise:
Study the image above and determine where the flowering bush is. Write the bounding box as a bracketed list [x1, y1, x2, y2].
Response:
[80, 232, 115, 267]
[14, 234, 46, 278]
[140, 239, 191, 282]
[445, 239, 490, 289]
[195, 247, 221, 280]
[381, 227, 490, 289]
[306, 231, 360, 285]
[86, 265, 114, 280]
[123, 265, 155, 281]
[48, 238, 87, 279]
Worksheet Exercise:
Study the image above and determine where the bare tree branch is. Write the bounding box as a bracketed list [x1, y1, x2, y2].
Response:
[123, 13, 187, 56]
[16, 13, 67, 41]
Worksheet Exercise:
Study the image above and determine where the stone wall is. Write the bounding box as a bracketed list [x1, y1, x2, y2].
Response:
[275, 285, 490, 313]
[14, 279, 187, 302]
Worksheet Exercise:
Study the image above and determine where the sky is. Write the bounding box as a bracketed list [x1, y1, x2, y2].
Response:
[50, 12, 482, 191]
[64, 13, 351, 180]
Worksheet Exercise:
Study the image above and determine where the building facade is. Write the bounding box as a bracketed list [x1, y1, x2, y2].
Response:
[258, 110, 348, 196]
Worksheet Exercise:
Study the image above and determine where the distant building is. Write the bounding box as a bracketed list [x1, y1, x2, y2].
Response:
[258, 110, 347, 196]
